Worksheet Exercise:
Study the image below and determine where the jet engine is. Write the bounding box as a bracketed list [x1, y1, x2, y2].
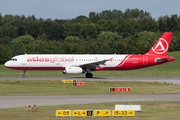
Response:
[62, 66, 85, 74]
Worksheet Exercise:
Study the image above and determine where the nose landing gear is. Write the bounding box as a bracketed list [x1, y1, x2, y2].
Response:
[22, 70, 26, 78]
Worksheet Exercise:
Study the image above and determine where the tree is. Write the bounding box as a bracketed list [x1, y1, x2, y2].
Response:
[138, 17, 158, 32]
[62, 42, 71, 54]
[12, 35, 34, 44]
[0, 45, 11, 64]
[17, 25, 26, 36]
[10, 39, 22, 56]
[158, 16, 166, 32]
[116, 17, 131, 37]
[1, 23, 17, 39]
[64, 36, 80, 42]
[169, 14, 178, 31]
[2, 14, 14, 24]
[97, 31, 122, 41]
[115, 40, 127, 54]
[89, 12, 100, 23]
[176, 32, 180, 51]
[0, 13, 3, 26]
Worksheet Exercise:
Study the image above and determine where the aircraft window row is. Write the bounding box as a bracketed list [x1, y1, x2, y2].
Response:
[112, 59, 139, 61]
[74, 59, 138, 62]
[78, 59, 98, 61]
[10, 58, 17, 61]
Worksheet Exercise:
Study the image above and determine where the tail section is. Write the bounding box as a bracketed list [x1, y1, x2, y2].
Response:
[146, 32, 172, 56]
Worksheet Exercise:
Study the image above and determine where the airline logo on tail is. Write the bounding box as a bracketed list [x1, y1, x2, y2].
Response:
[152, 38, 169, 54]
[147, 32, 172, 56]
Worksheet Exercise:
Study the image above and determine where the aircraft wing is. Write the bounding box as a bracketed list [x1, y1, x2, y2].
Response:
[79, 59, 109, 69]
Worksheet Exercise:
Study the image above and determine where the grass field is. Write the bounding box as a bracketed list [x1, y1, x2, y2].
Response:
[0, 80, 179, 95]
[0, 51, 180, 77]
[0, 101, 180, 120]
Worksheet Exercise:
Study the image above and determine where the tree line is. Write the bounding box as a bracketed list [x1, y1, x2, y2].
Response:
[0, 8, 180, 64]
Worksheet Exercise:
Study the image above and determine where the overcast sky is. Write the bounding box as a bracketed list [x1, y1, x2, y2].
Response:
[0, 0, 180, 20]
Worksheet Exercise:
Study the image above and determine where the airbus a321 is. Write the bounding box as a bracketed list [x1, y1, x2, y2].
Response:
[4, 32, 175, 78]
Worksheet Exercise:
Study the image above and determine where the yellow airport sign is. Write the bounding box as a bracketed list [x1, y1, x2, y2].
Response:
[72, 110, 93, 117]
[94, 110, 111, 116]
[73, 110, 87, 116]
[56, 110, 71, 117]
[61, 80, 76, 83]
[112, 110, 135, 116]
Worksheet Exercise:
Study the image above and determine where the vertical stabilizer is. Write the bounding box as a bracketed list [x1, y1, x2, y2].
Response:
[146, 32, 172, 56]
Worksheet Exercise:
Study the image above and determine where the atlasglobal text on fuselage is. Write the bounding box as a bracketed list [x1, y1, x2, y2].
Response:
[4, 32, 175, 78]
[26, 57, 74, 63]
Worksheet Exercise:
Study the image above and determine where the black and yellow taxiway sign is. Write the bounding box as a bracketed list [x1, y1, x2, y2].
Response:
[72, 110, 93, 117]
[61, 80, 76, 83]
[112, 110, 135, 116]
[94, 110, 111, 117]
[56, 110, 71, 117]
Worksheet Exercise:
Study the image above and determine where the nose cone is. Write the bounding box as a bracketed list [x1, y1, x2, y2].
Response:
[4, 61, 10, 68]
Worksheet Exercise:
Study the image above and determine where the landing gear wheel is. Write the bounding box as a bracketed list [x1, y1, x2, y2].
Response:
[22, 70, 26, 78]
[85, 73, 93, 78]
[22, 75, 26, 78]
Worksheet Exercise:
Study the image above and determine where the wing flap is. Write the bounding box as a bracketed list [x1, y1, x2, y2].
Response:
[79, 59, 109, 69]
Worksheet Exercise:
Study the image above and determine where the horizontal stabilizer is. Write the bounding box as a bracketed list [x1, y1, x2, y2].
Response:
[155, 57, 175, 62]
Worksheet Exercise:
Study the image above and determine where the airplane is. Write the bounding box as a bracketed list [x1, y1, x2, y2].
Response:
[4, 32, 175, 78]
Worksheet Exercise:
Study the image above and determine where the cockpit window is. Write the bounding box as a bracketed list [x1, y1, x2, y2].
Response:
[10, 58, 17, 61]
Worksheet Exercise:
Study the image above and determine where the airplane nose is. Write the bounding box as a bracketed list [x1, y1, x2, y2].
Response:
[4, 61, 9, 67]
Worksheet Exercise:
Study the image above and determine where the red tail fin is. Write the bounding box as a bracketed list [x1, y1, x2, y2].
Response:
[146, 32, 172, 56]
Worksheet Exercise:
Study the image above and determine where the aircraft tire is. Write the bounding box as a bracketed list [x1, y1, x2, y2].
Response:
[86, 73, 93, 78]
[22, 75, 26, 78]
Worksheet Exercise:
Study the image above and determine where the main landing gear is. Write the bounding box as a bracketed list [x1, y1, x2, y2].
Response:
[22, 70, 26, 78]
[85, 68, 93, 78]
[85, 72, 93, 78]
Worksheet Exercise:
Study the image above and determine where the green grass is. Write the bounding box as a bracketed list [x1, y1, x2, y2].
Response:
[0, 51, 180, 77]
[0, 80, 179, 95]
[0, 101, 180, 120]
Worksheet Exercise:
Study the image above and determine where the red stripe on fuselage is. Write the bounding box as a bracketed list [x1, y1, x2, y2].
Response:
[116, 55, 131, 67]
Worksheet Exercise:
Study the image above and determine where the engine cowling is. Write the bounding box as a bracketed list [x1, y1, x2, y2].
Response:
[62, 66, 85, 74]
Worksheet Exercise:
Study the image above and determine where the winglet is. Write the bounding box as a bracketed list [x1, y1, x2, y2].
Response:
[146, 32, 172, 56]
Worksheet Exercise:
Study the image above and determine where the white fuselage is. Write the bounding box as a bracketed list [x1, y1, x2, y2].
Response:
[5, 54, 131, 70]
